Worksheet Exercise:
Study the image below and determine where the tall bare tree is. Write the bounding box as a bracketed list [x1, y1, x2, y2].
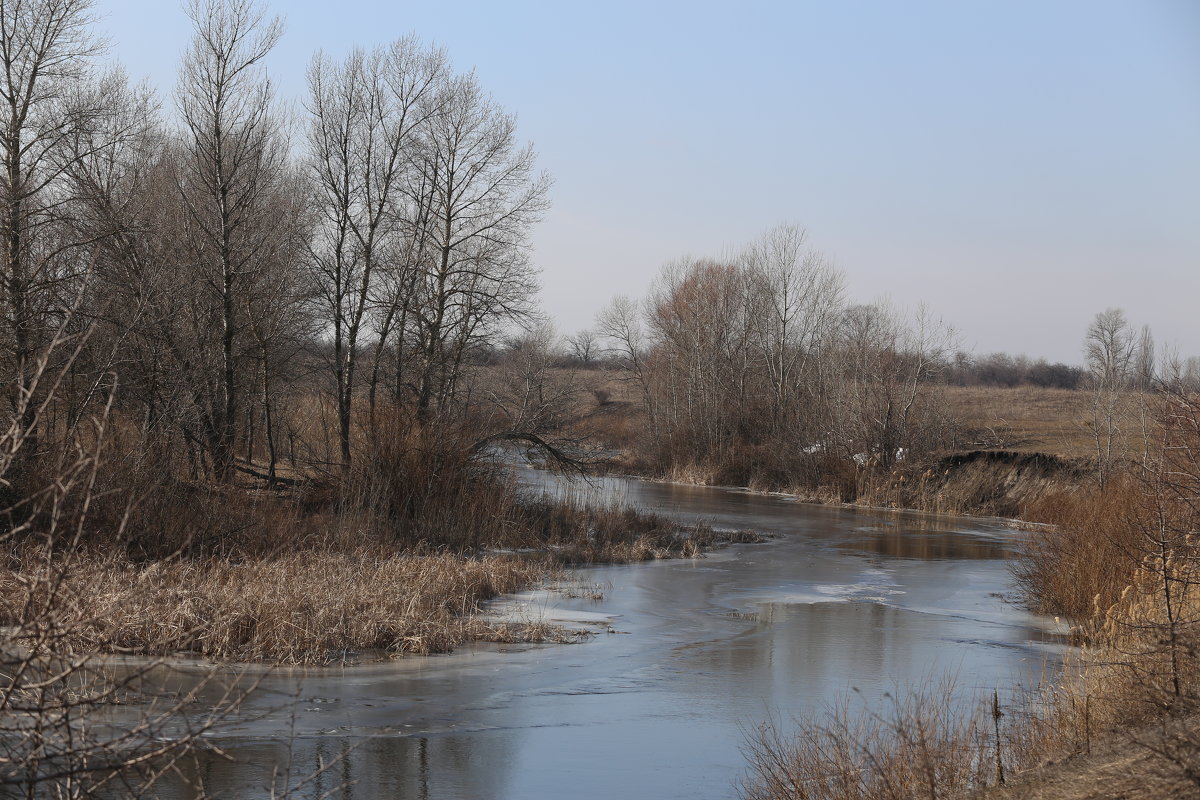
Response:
[1084, 308, 1137, 487]
[306, 37, 446, 466]
[407, 71, 549, 418]
[0, 0, 107, 443]
[742, 224, 843, 442]
[176, 0, 283, 479]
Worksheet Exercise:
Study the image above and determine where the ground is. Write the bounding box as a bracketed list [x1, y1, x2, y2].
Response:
[978, 717, 1200, 800]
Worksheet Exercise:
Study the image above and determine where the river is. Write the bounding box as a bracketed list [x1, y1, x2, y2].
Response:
[151, 473, 1065, 799]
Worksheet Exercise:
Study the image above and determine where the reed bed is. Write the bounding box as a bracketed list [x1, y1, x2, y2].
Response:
[0, 487, 720, 664]
[0, 550, 562, 664]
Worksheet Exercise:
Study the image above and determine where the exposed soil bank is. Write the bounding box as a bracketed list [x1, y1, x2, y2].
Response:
[856, 450, 1092, 521]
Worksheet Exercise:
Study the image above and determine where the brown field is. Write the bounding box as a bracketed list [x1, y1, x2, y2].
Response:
[560, 369, 1134, 463]
[945, 386, 1091, 456]
[943, 385, 1157, 460]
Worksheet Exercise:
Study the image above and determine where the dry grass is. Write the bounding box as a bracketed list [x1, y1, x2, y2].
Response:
[944, 386, 1091, 456]
[1011, 479, 1146, 620]
[745, 398, 1200, 800]
[943, 385, 1156, 460]
[0, 485, 723, 665]
[0, 429, 723, 665]
[0, 549, 563, 664]
[742, 683, 1057, 800]
[514, 498, 718, 563]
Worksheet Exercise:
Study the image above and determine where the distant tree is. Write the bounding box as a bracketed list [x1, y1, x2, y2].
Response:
[489, 322, 577, 433]
[596, 295, 651, 423]
[829, 302, 955, 468]
[1084, 308, 1136, 487]
[1085, 308, 1135, 390]
[1135, 324, 1155, 391]
[566, 328, 599, 365]
[742, 224, 843, 441]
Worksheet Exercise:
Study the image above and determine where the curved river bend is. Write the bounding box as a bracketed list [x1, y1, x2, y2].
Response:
[157, 474, 1065, 799]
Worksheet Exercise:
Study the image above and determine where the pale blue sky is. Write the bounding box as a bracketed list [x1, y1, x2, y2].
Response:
[94, 0, 1199, 363]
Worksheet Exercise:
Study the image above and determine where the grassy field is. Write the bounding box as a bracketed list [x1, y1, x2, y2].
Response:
[945, 386, 1095, 456]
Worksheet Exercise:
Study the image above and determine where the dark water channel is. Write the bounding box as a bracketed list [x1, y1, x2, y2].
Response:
[154, 474, 1066, 799]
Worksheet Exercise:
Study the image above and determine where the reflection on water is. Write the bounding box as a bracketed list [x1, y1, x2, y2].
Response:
[148, 474, 1062, 800]
[835, 522, 1012, 560]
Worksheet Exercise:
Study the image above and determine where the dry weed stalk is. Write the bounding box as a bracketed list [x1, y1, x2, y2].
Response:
[741, 684, 1057, 800]
[0, 347, 248, 796]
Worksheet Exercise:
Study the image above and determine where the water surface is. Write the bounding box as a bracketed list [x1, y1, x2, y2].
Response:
[156, 475, 1063, 799]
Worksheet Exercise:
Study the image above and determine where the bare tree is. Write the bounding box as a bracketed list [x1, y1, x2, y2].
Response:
[829, 302, 955, 469]
[0, 0, 111, 446]
[0, 333, 240, 798]
[742, 224, 844, 444]
[1085, 308, 1135, 390]
[566, 328, 598, 365]
[1135, 323, 1156, 391]
[487, 321, 578, 434]
[596, 294, 652, 424]
[646, 257, 757, 461]
[406, 71, 550, 419]
[1084, 308, 1136, 487]
[241, 167, 312, 485]
[176, 0, 283, 479]
[306, 37, 446, 466]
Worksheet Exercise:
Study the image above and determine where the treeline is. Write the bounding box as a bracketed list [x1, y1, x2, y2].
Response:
[940, 352, 1085, 389]
[1, 0, 555, 498]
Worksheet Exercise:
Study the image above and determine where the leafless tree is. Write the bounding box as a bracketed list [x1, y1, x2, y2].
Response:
[596, 294, 653, 427]
[306, 37, 446, 465]
[0, 0, 118, 448]
[241, 167, 312, 485]
[0, 334, 241, 798]
[742, 224, 844, 445]
[1135, 324, 1156, 391]
[646, 257, 757, 461]
[487, 321, 578, 434]
[1086, 308, 1135, 390]
[405, 71, 550, 419]
[827, 302, 955, 469]
[1084, 308, 1137, 487]
[566, 328, 598, 365]
[176, 0, 284, 479]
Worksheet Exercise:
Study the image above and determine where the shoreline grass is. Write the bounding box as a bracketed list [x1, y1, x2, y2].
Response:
[0, 493, 725, 665]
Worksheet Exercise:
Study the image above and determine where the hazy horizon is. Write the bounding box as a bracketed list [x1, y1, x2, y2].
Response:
[94, 0, 1199, 365]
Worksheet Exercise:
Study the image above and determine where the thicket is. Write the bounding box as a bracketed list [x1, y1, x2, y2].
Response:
[939, 351, 1086, 389]
[594, 226, 961, 493]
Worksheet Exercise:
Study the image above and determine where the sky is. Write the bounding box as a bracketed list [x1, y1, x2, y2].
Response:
[92, 0, 1199, 364]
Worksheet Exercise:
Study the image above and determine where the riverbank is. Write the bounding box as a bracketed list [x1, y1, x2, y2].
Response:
[0, 475, 728, 665]
[975, 712, 1200, 800]
[596, 448, 1089, 532]
[127, 477, 1056, 800]
[736, 460, 1200, 799]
